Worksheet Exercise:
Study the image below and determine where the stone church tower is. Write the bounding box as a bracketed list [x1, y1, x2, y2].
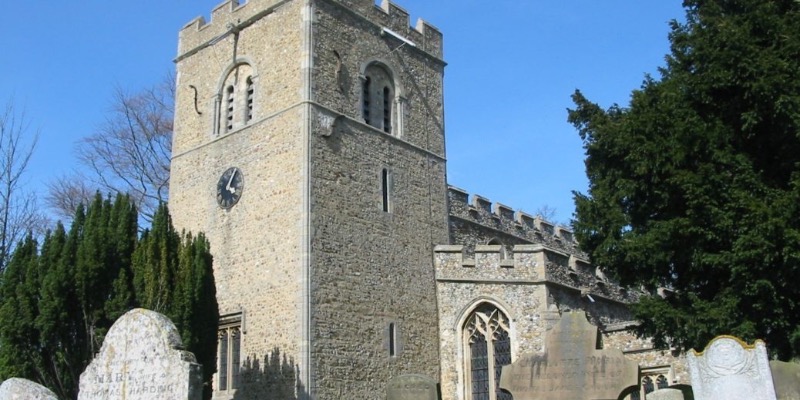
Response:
[169, 0, 448, 398]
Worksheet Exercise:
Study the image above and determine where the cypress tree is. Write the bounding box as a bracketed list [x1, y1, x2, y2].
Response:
[0, 235, 41, 381]
[0, 195, 217, 399]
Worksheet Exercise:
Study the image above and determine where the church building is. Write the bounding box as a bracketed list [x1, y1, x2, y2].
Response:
[168, 0, 686, 398]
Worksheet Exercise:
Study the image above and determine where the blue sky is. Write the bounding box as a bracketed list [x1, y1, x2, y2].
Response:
[0, 0, 685, 225]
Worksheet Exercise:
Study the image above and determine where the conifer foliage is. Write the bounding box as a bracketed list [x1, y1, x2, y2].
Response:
[569, 0, 800, 358]
[0, 194, 218, 399]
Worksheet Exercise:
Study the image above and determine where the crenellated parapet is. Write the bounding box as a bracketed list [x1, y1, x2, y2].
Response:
[447, 186, 584, 256]
[367, 0, 443, 58]
[434, 244, 640, 304]
[178, 0, 285, 58]
[178, 0, 443, 60]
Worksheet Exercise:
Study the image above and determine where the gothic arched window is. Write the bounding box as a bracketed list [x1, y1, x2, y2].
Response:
[362, 63, 395, 134]
[463, 303, 513, 400]
[217, 63, 255, 135]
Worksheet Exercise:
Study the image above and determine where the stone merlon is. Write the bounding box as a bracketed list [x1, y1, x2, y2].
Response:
[447, 186, 583, 255]
[178, 0, 443, 60]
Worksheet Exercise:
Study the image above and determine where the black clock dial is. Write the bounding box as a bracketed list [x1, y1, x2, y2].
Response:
[216, 167, 244, 209]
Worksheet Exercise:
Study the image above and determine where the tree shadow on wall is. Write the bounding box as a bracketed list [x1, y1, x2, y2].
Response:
[233, 347, 307, 400]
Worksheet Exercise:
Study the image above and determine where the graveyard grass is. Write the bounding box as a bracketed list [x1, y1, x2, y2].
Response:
[568, 0, 800, 359]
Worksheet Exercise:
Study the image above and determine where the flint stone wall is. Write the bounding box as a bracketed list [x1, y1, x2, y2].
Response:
[78, 308, 202, 400]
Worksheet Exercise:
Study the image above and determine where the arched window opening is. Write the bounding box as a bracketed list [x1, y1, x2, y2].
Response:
[656, 375, 669, 389]
[362, 63, 396, 135]
[464, 303, 513, 400]
[217, 63, 255, 135]
[629, 368, 673, 400]
[643, 376, 655, 394]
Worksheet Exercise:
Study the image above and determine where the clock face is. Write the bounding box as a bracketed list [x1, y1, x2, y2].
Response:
[217, 167, 244, 209]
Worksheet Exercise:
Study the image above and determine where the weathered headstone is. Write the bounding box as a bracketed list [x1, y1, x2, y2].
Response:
[387, 374, 439, 400]
[647, 388, 685, 400]
[78, 308, 202, 400]
[770, 360, 800, 400]
[0, 378, 58, 400]
[498, 311, 639, 400]
[687, 335, 776, 400]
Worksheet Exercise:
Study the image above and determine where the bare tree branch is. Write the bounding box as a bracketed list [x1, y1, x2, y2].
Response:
[45, 176, 95, 221]
[50, 73, 174, 222]
[0, 100, 45, 270]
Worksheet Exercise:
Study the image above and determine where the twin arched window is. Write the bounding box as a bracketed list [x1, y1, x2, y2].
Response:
[362, 63, 395, 134]
[218, 64, 255, 135]
[464, 303, 513, 400]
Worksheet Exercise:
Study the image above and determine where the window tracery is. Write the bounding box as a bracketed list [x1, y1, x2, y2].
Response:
[464, 303, 513, 400]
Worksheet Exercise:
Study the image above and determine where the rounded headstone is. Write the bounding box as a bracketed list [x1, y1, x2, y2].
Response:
[78, 308, 202, 400]
[0, 378, 58, 400]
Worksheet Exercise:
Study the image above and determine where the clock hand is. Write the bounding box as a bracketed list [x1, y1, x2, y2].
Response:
[226, 168, 238, 193]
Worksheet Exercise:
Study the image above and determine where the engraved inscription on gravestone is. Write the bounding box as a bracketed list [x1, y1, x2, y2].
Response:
[386, 374, 439, 400]
[0, 377, 58, 400]
[77, 308, 203, 400]
[687, 335, 777, 400]
[499, 311, 639, 400]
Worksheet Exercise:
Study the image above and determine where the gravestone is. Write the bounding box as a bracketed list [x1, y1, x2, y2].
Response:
[647, 388, 685, 400]
[687, 335, 776, 400]
[0, 378, 58, 400]
[498, 311, 639, 400]
[386, 374, 439, 400]
[769, 360, 800, 400]
[78, 308, 203, 400]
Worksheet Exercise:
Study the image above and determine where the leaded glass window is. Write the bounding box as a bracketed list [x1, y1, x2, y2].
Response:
[464, 303, 513, 400]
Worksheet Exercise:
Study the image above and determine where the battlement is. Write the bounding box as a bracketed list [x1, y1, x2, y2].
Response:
[178, 0, 443, 60]
[434, 244, 640, 304]
[447, 186, 583, 256]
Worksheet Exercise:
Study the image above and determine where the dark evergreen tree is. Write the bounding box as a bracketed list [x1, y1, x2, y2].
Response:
[0, 195, 218, 399]
[133, 203, 218, 398]
[0, 235, 41, 381]
[568, 0, 800, 358]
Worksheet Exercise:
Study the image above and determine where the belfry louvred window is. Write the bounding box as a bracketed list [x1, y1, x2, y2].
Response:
[464, 303, 513, 400]
[362, 63, 395, 135]
[217, 63, 255, 135]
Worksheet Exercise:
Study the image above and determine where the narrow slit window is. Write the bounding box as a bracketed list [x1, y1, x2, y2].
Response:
[363, 77, 371, 124]
[383, 86, 392, 133]
[225, 85, 235, 132]
[389, 322, 397, 357]
[381, 168, 390, 212]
